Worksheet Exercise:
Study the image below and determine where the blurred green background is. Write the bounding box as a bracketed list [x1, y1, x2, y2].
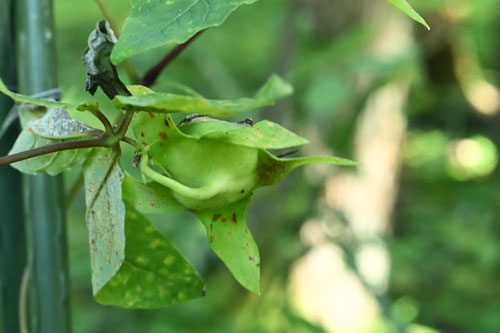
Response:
[51, 0, 500, 332]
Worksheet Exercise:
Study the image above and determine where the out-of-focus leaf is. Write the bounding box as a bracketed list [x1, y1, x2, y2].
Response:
[195, 196, 259, 294]
[116, 75, 293, 116]
[95, 205, 205, 308]
[111, 0, 258, 64]
[387, 0, 430, 30]
[83, 148, 126, 294]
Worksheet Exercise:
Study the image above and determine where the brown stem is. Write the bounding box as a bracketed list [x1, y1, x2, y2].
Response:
[0, 133, 140, 167]
[0, 137, 109, 167]
[89, 109, 114, 133]
[140, 30, 205, 87]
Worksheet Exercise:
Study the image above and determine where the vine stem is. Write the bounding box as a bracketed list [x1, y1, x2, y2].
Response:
[0, 137, 109, 167]
[88, 108, 114, 133]
[140, 30, 205, 87]
[0, 133, 141, 167]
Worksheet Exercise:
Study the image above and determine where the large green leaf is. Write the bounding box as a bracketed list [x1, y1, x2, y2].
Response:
[387, 0, 430, 30]
[130, 92, 355, 292]
[111, 0, 258, 64]
[84, 148, 126, 294]
[116, 75, 293, 116]
[195, 196, 259, 294]
[95, 204, 205, 308]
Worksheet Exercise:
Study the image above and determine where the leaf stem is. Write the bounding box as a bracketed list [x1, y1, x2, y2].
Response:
[89, 108, 114, 134]
[0, 137, 110, 167]
[140, 30, 205, 87]
[0, 132, 140, 167]
[121, 136, 141, 150]
[115, 109, 135, 139]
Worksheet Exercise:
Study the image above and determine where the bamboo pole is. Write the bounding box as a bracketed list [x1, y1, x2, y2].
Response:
[15, 0, 72, 331]
[0, 1, 26, 332]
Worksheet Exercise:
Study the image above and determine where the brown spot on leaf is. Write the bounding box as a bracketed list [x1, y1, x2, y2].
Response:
[231, 213, 237, 225]
[140, 130, 145, 137]
[221, 217, 227, 223]
[148, 112, 155, 118]
[163, 118, 170, 127]
[210, 234, 216, 243]
[249, 256, 255, 262]
[149, 201, 156, 208]
[213, 214, 221, 222]
[158, 131, 168, 140]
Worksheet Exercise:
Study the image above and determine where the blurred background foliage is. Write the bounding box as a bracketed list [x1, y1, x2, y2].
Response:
[50, 0, 500, 332]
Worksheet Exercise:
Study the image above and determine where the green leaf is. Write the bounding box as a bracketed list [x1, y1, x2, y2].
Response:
[0, 77, 87, 112]
[387, 0, 430, 30]
[122, 174, 185, 215]
[116, 74, 293, 116]
[256, 150, 357, 187]
[95, 205, 205, 308]
[9, 129, 92, 176]
[83, 148, 126, 294]
[195, 196, 259, 293]
[111, 0, 258, 64]
[180, 118, 309, 149]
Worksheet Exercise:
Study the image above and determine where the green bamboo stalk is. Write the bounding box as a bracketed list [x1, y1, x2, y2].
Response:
[0, 1, 26, 332]
[15, 0, 72, 332]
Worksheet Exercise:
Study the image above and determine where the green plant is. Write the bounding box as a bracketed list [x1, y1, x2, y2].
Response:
[0, 0, 427, 309]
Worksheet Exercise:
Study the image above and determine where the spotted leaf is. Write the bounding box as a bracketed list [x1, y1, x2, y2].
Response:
[195, 196, 259, 294]
[115, 75, 293, 116]
[95, 205, 205, 308]
[83, 148, 126, 294]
